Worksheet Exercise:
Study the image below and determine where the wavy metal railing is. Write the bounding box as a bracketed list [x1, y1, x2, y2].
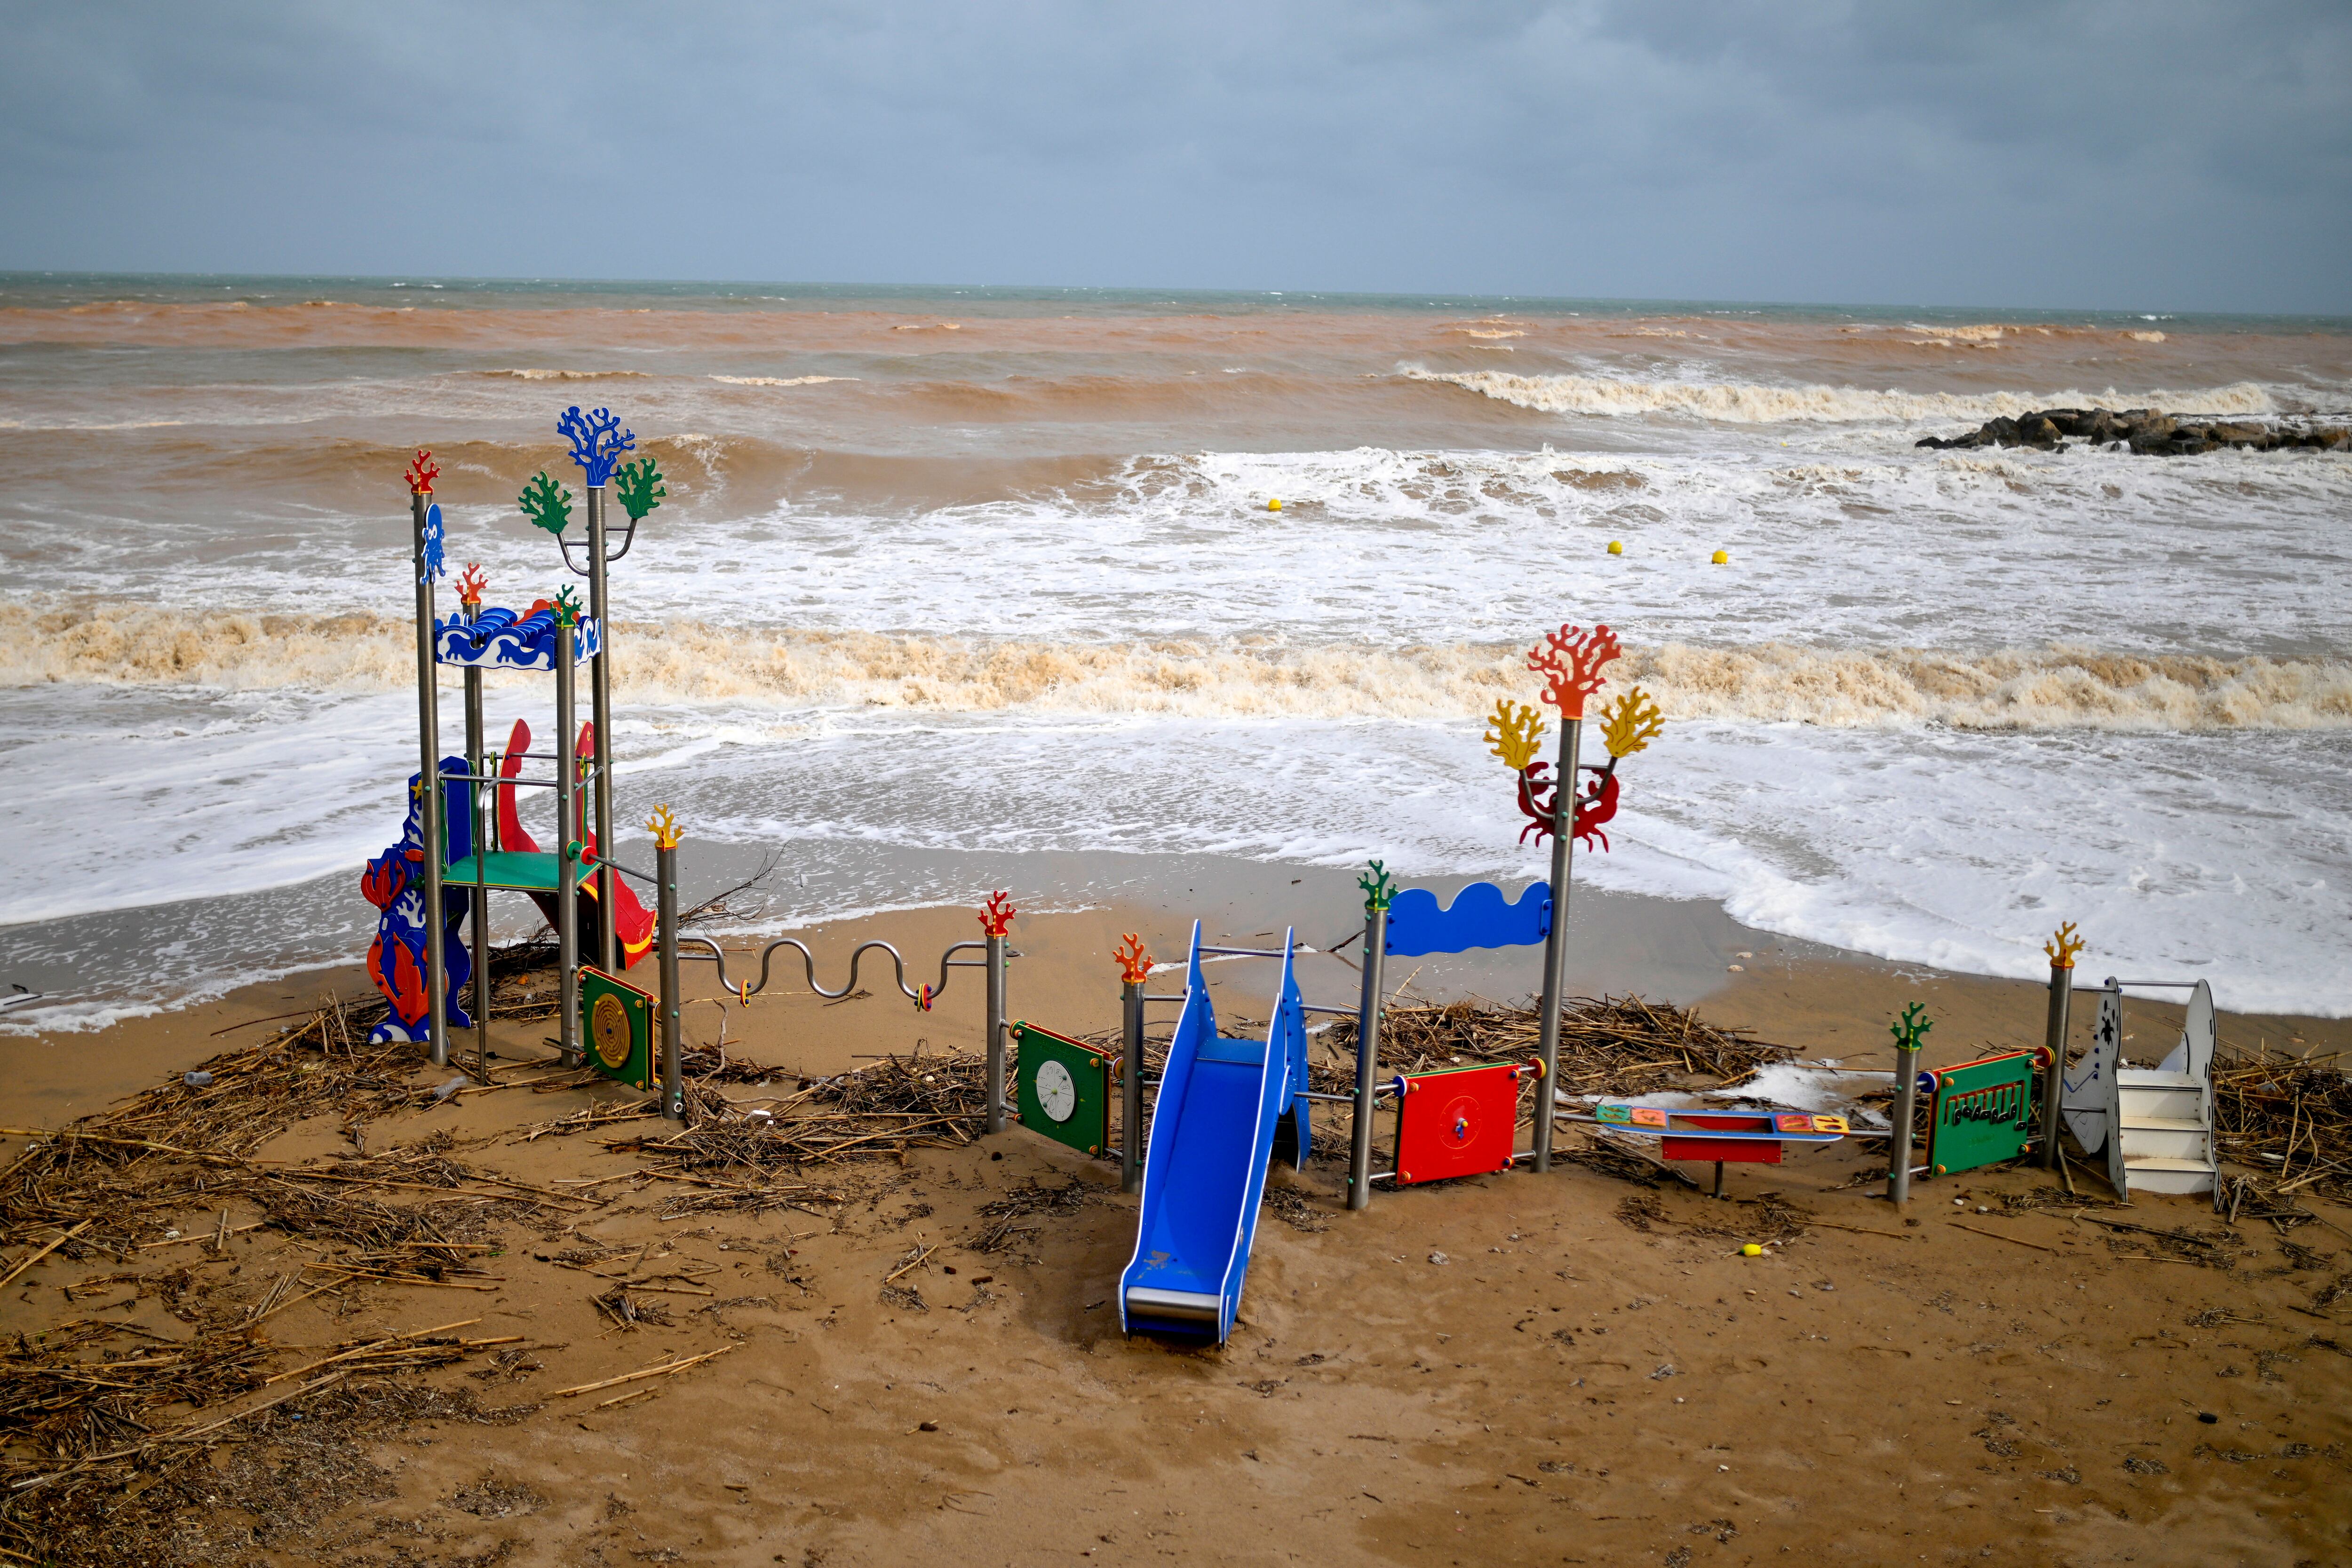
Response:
[677, 935, 998, 1011]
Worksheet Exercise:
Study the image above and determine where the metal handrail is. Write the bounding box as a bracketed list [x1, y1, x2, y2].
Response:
[678, 935, 999, 1006]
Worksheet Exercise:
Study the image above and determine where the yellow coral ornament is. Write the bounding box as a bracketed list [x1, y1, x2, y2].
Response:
[644, 804, 683, 851]
[2043, 920, 2086, 969]
[1484, 698, 1548, 771]
[1598, 686, 1666, 759]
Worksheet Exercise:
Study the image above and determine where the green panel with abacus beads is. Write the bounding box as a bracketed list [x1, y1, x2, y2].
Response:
[1922, 1048, 2042, 1177]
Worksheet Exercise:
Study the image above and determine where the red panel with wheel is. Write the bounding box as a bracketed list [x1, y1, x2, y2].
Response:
[1394, 1061, 1533, 1185]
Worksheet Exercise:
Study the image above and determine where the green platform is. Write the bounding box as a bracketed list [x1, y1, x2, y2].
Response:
[442, 850, 565, 893]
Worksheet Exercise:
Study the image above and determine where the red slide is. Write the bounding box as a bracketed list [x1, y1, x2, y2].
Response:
[494, 718, 656, 970]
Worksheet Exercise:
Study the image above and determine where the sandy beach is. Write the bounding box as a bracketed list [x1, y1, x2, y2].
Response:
[5, 866, 2348, 1568]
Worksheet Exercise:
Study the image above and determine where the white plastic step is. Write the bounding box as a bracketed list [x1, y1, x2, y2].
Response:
[2116, 1069, 2200, 1089]
[2118, 1115, 2206, 1133]
[2118, 1086, 2204, 1122]
[2119, 1128, 2211, 1163]
[2122, 1155, 2216, 1196]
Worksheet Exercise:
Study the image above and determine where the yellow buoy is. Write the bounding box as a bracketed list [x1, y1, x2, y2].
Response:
[1267, 498, 1282, 512]
[1607, 540, 1623, 555]
[1741, 1243, 1763, 1257]
[1711, 548, 1730, 564]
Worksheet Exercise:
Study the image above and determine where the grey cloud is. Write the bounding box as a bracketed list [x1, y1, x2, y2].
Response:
[0, 0, 2345, 311]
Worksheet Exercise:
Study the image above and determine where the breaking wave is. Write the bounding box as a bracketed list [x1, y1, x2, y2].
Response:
[1407, 368, 2280, 425]
[474, 368, 654, 380]
[8, 602, 2347, 733]
[709, 375, 856, 387]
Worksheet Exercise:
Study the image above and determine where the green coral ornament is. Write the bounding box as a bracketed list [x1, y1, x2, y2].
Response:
[612, 456, 666, 523]
[518, 471, 574, 538]
[552, 584, 584, 627]
[1358, 859, 1398, 914]
[1890, 1001, 1933, 1053]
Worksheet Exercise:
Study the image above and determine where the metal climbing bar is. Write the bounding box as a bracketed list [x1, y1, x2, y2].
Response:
[676, 934, 991, 1008]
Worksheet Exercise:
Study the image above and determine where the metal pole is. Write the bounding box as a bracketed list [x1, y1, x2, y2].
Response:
[1120, 978, 1144, 1194]
[1530, 716, 1583, 1172]
[1888, 1041, 1921, 1204]
[586, 485, 617, 975]
[555, 619, 581, 1067]
[2039, 960, 2073, 1169]
[985, 930, 1007, 1135]
[658, 839, 683, 1121]
[463, 606, 490, 1077]
[411, 491, 448, 1069]
[1348, 909, 1389, 1211]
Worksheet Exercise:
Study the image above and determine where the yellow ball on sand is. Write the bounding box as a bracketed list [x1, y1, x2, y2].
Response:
[1711, 548, 1730, 565]
[1741, 1243, 1763, 1257]
[1607, 540, 1623, 555]
[1267, 498, 1282, 512]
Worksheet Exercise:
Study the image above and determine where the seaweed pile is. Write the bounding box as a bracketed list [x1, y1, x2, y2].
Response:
[2213, 1047, 2352, 1208]
[1316, 994, 1793, 1098]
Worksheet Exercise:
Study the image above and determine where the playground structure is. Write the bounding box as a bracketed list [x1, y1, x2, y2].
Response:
[1030, 627, 2227, 1339]
[368, 409, 1019, 1123]
[1073, 621, 1874, 1342]
[369, 424, 2230, 1351]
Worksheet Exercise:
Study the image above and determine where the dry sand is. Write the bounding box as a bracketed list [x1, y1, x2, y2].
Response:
[4, 876, 2350, 1567]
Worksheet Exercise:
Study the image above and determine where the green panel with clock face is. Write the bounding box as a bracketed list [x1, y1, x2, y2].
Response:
[1011, 1021, 1112, 1158]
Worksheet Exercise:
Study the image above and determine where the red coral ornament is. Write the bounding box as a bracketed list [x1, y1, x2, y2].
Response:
[405, 449, 440, 495]
[978, 890, 1017, 938]
[1526, 623, 1621, 719]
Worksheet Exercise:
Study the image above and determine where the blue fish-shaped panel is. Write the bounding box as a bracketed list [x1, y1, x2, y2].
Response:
[1384, 881, 1552, 958]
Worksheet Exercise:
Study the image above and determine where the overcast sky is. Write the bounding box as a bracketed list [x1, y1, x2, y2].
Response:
[3, 1, 2346, 312]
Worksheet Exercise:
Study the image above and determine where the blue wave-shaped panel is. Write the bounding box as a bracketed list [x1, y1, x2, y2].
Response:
[435, 606, 601, 670]
[1384, 880, 1552, 958]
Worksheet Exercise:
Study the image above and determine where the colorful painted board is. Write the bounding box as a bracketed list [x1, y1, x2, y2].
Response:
[1394, 1061, 1532, 1184]
[1593, 1104, 1848, 1166]
[1384, 881, 1552, 958]
[580, 967, 656, 1091]
[1012, 1021, 1113, 1158]
[434, 605, 601, 670]
[1922, 1048, 2041, 1177]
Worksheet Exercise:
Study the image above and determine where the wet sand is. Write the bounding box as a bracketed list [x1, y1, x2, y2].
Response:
[4, 872, 2350, 1566]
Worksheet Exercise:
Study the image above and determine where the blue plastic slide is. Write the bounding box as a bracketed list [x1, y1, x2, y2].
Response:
[1119, 923, 1309, 1343]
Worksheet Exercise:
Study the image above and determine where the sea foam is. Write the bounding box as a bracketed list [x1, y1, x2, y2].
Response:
[8, 603, 2346, 733]
[1406, 368, 2283, 424]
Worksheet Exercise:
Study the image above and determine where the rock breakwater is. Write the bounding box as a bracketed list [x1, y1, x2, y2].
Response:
[1918, 408, 2349, 454]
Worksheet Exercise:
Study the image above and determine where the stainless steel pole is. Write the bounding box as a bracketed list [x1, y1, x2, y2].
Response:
[2039, 961, 2073, 1169]
[462, 601, 489, 1077]
[412, 491, 448, 1069]
[1888, 1042, 1921, 1204]
[555, 619, 581, 1067]
[586, 485, 617, 975]
[1530, 717, 1583, 1172]
[1347, 908, 1388, 1212]
[1120, 979, 1144, 1194]
[658, 839, 683, 1121]
[985, 931, 1008, 1135]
